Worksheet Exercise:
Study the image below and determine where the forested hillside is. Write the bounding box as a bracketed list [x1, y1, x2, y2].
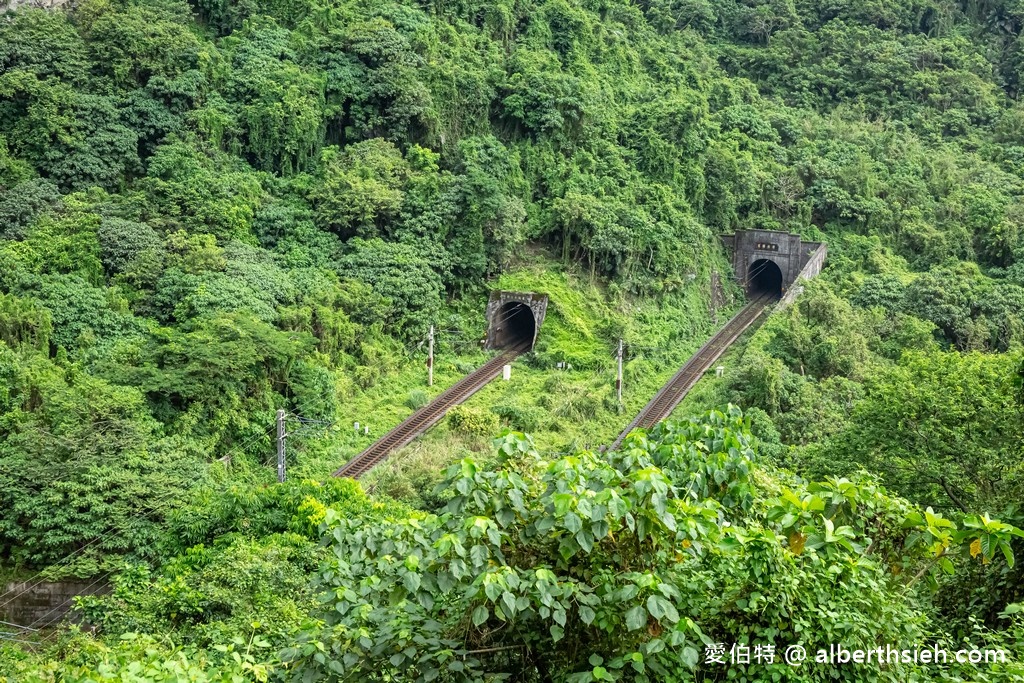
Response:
[1, 0, 1024, 678]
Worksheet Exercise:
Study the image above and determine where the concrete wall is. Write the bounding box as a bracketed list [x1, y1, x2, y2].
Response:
[779, 243, 828, 307]
[0, 580, 108, 629]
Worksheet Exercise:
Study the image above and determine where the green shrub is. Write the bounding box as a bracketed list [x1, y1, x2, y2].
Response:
[446, 405, 499, 437]
[491, 402, 545, 432]
[406, 389, 430, 410]
[455, 359, 479, 374]
[292, 408, 1024, 682]
[163, 477, 399, 552]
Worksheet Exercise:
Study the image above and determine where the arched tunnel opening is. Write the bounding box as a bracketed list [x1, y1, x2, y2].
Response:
[490, 301, 536, 350]
[748, 258, 783, 298]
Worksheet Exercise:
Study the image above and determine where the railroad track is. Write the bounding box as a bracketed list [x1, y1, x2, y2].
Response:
[610, 294, 773, 450]
[333, 343, 529, 479]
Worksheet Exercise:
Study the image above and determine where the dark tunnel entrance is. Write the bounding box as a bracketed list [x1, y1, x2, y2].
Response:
[491, 301, 536, 350]
[748, 258, 783, 298]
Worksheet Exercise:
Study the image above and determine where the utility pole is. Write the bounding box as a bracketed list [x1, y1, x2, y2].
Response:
[427, 325, 434, 387]
[616, 339, 623, 409]
[276, 408, 286, 483]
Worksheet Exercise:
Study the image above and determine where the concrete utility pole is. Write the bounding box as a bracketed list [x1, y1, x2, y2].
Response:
[276, 409, 286, 483]
[616, 339, 624, 408]
[427, 325, 434, 387]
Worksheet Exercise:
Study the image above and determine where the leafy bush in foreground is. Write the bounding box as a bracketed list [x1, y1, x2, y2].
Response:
[284, 408, 1024, 682]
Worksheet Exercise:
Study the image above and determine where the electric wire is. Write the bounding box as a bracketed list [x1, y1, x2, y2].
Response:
[0, 487, 187, 614]
[31, 570, 117, 637]
[0, 423, 276, 619]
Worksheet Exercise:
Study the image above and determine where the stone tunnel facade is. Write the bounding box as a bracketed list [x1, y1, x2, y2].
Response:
[485, 291, 548, 351]
[720, 229, 826, 299]
[2, 0, 73, 11]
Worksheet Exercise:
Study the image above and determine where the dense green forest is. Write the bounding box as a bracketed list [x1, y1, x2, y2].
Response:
[1, 0, 1024, 678]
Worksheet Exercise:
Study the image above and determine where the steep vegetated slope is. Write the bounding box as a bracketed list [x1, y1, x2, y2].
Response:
[1, 0, 1024, 678]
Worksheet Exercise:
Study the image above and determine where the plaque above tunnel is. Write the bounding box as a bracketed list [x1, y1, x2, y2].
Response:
[485, 291, 548, 352]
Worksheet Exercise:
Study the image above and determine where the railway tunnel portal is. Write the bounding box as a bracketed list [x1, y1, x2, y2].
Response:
[333, 290, 548, 478]
[721, 229, 826, 301]
[485, 291, 548, 351]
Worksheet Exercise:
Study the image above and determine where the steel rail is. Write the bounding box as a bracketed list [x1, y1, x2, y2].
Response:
[333, 343, 529, 479]
[610, 293, 773, 450]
